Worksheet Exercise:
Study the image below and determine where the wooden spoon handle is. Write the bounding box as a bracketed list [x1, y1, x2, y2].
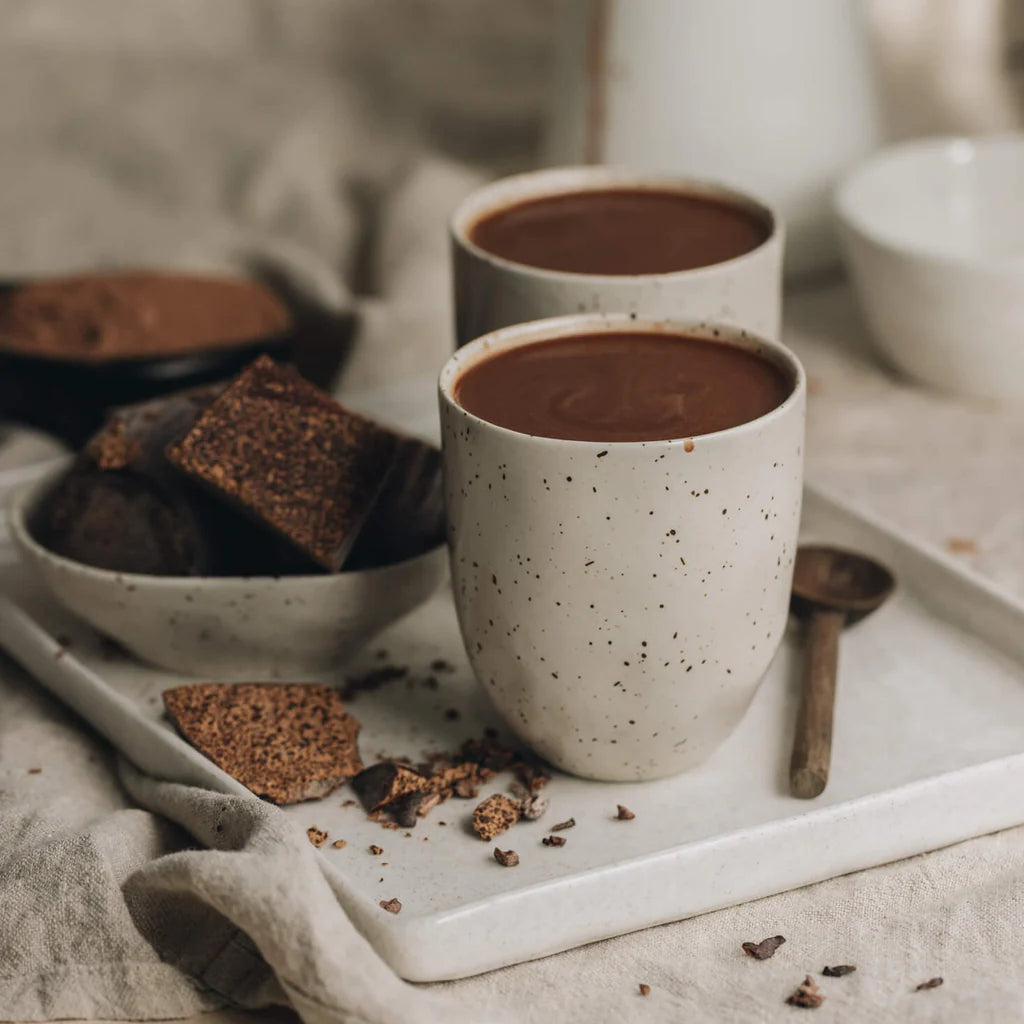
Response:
[790, 607, 845, 799]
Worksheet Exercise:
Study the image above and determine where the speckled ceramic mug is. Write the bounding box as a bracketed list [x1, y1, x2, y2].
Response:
[439, 314, 806, 781]
[450, 166, 783, 348]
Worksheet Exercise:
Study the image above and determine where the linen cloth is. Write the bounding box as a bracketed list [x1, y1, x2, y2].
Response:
[2, 3, 1024, 1022]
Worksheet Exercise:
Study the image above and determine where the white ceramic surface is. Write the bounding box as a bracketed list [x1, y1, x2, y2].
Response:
[543, 0, 880, 277]
[4, 486, 1024, 982]
[450, 166, 783, 347]
[7, 472, 449, 679]
[836, 134, 1024, 401]
[439, 314, 806, 781]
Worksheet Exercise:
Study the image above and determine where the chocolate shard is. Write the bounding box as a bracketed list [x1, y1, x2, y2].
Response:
[351, 762, 432, 813]
[167, 355, 398, 571]
[493, 847, 520, 867]
[162, 683, 362, 805]
[742, 935, 786, 960]
[786, 976, 825, 1008]
[822, 965, 856, 977]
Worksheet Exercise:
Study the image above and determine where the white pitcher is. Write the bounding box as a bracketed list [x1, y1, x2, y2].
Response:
[544, 0, 882, 278]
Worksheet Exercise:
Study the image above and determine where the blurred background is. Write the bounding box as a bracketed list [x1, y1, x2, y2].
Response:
[3, 0, 1024, 585]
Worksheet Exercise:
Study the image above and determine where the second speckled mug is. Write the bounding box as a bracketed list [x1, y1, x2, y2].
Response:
[439, 314, 806, 781]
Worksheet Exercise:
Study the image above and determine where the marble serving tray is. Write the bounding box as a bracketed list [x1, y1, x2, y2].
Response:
[2, 484, 1024, 981]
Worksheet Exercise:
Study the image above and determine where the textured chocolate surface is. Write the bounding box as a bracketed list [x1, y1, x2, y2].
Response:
[162, 682, 363, 805]
[168, 356, 397, 570]
[37, 386, 223, 575]
[471, 794, 521, 841]
[0, 272, 290, 362]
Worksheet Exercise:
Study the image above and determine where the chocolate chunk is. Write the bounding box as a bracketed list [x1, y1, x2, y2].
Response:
[493, 847, 519, 867]
[344, 436, 445, 569]
[379, 898, 402, 914]
[786, 976, 825, 1008]
[518, 793, 549, 821]
[472, 794, 521, 841]
[162, 683, 362, 804]
[915, 977, 943, 991]
[369, 845, 383, 856]
[542, 834, 566, 847]
[351, 762, 433, 812]
[168, 356, 398, 570]
[742, 935, 786, 960]
[36, 386, 223, 575]
[389, 790, 442, 828]
[306, 827, 328, 848]
[638, 984, 650, 997]
[615, 804, 636, 820]
[822, 965, 856, 977]
[550, 818, 575, 832]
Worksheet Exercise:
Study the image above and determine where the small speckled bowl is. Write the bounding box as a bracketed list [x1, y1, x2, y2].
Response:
[440, 314, 806, 781]
[7, 469, 449, 680]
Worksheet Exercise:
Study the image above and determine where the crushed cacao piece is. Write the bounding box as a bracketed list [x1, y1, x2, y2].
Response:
[444, 707, 460, 721]
[493, 847, 520, 867]
[306, 827, 328, 848]
[915, 977, 943, 991]
[423, 675, 440, 690]
[454, 777, 480, 799]
[822, 965, 856, 977]
[542, 834, 566, 847]
[638, 983, 650, 997]
[389, 792, 426, 829]
[380, 898, 402, 914]
[518, 793, 549, 821]
[550, 818, 575, 832]
[742, 935, 786, 960]
[472, 794, 521, 841]
[369, 844, 383, 855]
[786, 976, 825, 1009]
[27, 767, 42, 775]
[615, 804, 636, 820]
[430, 658, 454, 673]
[331, 839, 347, 849]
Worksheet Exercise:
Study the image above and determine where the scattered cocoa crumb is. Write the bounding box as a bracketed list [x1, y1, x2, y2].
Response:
[742, 935, 786, 960]
[438, 820, 447, 826]
[430, 658, 454, 673]
[615, 805, 635, 820]
[550, 818, 575, 832]
[946, 537, 977, 556]
[542, 834, 566, 847]
[340, 665, 408, 701]
[331, 839, 347, 849]
[822, 965, 856, 977]
[915, 977, 943, 992]
[786, 975, 825, 1008]
[493, 847, 519, 867]
[518, 792, 550, 821]
[472, 794, 521, 841]
[369, 844, 383, 855]
[423, 675, 440, 691]
[454, 777, 480, 799]
[306, 827, 328, 848]
[444, 708, 460, 721]
[341, 799, 357, 807]
[27, 767, 42, 775]
[638, 983, 650, 997]
[380, 898, 402, 914]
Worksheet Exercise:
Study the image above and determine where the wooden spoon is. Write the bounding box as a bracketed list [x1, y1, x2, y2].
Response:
[789, 545, 895, 799]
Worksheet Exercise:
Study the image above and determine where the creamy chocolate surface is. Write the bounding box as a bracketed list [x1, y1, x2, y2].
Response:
[468, 188, 769, 275]
[454, 331, 791, 442]
[0, 271, 290, 362]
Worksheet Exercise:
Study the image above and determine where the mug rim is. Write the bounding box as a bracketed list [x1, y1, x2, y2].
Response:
[438, 313, 805, 450]
[449, 165, 782, 284]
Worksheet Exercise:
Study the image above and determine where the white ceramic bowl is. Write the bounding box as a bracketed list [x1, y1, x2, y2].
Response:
[836, 134, 1024, 400]
[8, 471, 449, 680]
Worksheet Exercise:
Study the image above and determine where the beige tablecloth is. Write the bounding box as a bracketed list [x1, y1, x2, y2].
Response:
[2, 3, 1024, 1021]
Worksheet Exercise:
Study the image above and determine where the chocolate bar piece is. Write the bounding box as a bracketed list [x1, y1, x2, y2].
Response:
[163, 682, 363, 805]
[168, 356, 398, 571]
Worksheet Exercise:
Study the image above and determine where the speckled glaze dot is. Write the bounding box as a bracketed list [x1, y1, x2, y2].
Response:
[439, 314, 805, 782]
